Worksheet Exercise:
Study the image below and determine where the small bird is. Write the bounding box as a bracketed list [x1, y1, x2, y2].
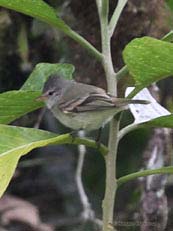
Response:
[38, 75, 149, 131]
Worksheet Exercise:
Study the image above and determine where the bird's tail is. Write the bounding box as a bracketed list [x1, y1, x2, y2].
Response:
[112, 98, 150, 107]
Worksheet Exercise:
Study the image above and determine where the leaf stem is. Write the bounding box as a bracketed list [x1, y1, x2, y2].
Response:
[109, 0, 128, 37]
[68, 30, 103, 62]
[0, 1, 103, 62]
[42, 133, 108, 156]
[116, 65, 129, 81]
[162, 30, 173, 42]
[117, 166, 173, 187]
[99, 0, 116, 93]
[96, 0, 102, 17]
[118, 123, 141, 141]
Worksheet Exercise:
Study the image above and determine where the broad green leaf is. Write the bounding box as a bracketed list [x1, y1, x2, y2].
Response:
[0, 124, 107, 197]
[123, 37, 173, 96]
[0, 0, 102, 61]
[144, 114, 173, 128]
[22, 63, 75, 91]
[0, 63, 74, 124]
[0, 91, 43, 124]
[0, 124, 57, 197]
[0, 0, 70, 32]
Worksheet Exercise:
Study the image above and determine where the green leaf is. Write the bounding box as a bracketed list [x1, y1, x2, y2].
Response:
[0, 124, 107, 197]
[0, 0, 69, 32]
[0, 63, 74, 124]
[0, 0, 102, 61]
[123, 37, 173, 96]
[22, 63, 75, 91]
[0, 91, 43, 124]
[0, 124, 57, 197]
[166, 0, 173, 11]
[117, 166, 173, 187]
[144, 114, 173, 128]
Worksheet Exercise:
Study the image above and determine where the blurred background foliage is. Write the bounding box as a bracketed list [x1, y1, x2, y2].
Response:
[0, 0, 173, 230]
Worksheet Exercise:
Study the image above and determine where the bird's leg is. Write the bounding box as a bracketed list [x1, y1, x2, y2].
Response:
[70, 130, 78, 143]
[70, 130, 82, 143]
[95, 127, 103, 148]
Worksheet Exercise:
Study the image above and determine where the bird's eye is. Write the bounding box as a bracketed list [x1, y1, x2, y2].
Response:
[48, 90, 55, 96]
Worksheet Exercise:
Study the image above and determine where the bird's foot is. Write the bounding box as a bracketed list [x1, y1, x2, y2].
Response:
[69, 130, 78, 143]
[95, 127, 102, 149]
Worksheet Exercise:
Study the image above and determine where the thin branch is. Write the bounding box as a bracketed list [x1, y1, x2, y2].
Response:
[96, 0, 102, 18]
[102, 0, 109, 17]
[99, 0, 116, 93]
[109, 0, 128, 37]
[75, 131, 103, 229]
[44, 133, 108, 156]
[161, 30, 173, 42]
[118, 123, 142, 141]
[68, 30, 103, 62]
[76, 131, 94, 220]
[117, 166, 173, 187]
[72, 136, 108, 156]
[0, 2, 103, 62]
[76, 144, 90, 217]
[34, 108, 46, 129]
[116, 65, 129, 81]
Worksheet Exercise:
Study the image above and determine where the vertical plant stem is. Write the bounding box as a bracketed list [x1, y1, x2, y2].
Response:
[97, 1, 119, 231]
[103, 119, 119, 231]
[96, 0, 128, 230]
[100, 1, 117, 94]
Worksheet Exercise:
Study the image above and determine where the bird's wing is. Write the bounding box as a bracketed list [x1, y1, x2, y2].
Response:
[58, 82, 115, 112]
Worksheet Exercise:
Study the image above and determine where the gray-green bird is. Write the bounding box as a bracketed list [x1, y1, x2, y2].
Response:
[38, 75, 149, 131]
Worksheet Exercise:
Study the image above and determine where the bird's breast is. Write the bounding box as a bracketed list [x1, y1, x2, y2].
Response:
[51, 107, 119, 131]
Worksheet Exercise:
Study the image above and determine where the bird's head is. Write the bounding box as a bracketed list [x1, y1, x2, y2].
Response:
[36, 75, 69, 109]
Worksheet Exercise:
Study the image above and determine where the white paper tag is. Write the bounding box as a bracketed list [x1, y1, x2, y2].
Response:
[125, 87, 171, 124]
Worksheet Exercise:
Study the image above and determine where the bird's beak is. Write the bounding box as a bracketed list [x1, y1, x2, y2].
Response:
[36, 93, 48, 102]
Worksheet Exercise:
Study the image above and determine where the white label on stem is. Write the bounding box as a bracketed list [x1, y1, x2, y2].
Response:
[125, 87, 171, 124]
